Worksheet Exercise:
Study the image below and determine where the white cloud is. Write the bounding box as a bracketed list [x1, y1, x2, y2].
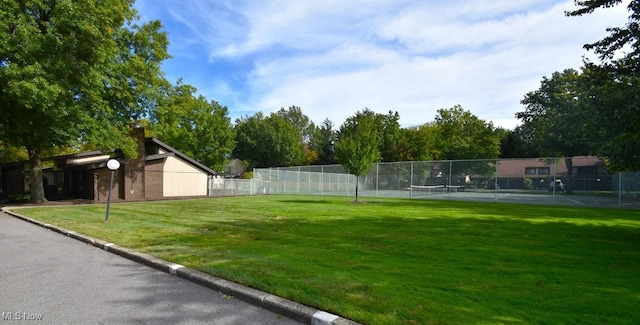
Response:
[137, 0, 631, 129]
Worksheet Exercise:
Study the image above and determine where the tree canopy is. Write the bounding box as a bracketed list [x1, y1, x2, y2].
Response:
[563, 0, 640, 171]
[433, 105, 500, 160]
[566, 0, 640, 74]
[151, 81, 235, 171]
[0, 0, 170, 202]
[396, 124, 439, 161]
[309, 118, 337, 165]
[517, 69, 592, 157]
[334, 109, 380, 201]
[233, 112, 305, 169]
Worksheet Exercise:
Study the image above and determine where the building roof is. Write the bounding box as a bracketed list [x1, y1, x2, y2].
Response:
[1, 138, 217, 176]
[145, 138, 216, 175]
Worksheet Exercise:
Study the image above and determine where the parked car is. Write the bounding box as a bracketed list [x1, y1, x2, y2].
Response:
[549, 179, 565, 192]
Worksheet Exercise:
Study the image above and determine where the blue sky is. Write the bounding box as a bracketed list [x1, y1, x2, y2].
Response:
[134, 0, 628, 129]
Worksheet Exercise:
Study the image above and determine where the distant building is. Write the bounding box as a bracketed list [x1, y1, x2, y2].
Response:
[496, 157, 610, 191]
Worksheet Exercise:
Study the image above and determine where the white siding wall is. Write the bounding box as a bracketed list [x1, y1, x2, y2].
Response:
[163, 156, 208, 197]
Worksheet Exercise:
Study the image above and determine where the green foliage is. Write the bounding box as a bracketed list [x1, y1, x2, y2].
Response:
[518, 69, 592, 158]
[151, 81, 235, 171]
[334, 109, 380, 176]
[0, 0, 170, 202]
[517, 65, 640, 172]
[233, 112, 305, 168]
[396, 124, 439, 161]
[497, 126, 540, 158]
[375, 110, 402, 162]
[564, 1, 640, 171]
[517, 70, 595, 193]
[523, 177, 533, 190]
[433, 105, 500, 160]
[276, 106, 319, 165]
[275, 106, 316, 144]
[578, 64, 640, 171]
[309, 118, 337, 165]
[0, 141, 28, 163]
[334, 109, 380, 201]
[566, 0, 640, 74]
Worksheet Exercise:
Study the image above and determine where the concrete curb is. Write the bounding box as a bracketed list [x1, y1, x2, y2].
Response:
[2, 208, 360, 325]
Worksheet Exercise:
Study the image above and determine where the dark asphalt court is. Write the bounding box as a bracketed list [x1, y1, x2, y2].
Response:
[0, 211, 304, 325]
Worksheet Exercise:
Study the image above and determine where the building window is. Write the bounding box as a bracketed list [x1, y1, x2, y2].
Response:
[525, 167, 537, 175]
[538, 167, 550, 175]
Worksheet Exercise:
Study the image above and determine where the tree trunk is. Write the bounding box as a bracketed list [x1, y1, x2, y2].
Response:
[565, 157, 574, 195]
[28, 147, 47, 203]
[355, 175, 359, 202]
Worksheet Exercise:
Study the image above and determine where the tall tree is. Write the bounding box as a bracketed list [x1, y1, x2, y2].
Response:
[433, 105, 500, 160]
[376, 110, 402, 162]
[233, 112, 305, 168]
[275, 105, 318, 165]
[0, 0, 169, 202]
[275, 106, 316, 144]
[151, 81, 235, 171]
[334, 110, 380, 202]
[566, 0, 640, 74]
[566, 1, 640, 171]
[310, 118, 337, 165]
[396, 124, 439, 162]
[517, 69, 594, 193]
[578, 63, 640, 171]
[497, 126, 540, 158]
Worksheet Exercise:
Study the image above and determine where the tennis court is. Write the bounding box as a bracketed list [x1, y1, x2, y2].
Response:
[362, 186, 639, 209]
[253, 158, 640, 209]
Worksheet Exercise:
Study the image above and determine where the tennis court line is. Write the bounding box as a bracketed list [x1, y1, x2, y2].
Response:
[558, 196, 586, 206]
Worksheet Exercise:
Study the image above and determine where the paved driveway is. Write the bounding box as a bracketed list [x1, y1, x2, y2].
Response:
[0, 211, 304, 325]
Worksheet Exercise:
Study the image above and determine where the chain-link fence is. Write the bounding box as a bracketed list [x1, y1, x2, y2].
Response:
[251, 165, 357, 196]
[208, 176, 260, 197]
[253, 157, 640, 209]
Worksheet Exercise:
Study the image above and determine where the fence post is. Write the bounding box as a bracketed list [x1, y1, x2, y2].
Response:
[376, 163, 379, 197]
[272, 168, 276, 194]
[552, 158, 557, 205]
[618, 172, 622, 209]
[345, 174, 349, 196]
[410, 162, 414, 198]
[495, 159, 499, 201]
[308, 170, 311, 194]
[448, 160, 452, 200]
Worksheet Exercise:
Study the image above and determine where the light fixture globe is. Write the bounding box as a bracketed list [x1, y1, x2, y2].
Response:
[107, 159, 120, 171]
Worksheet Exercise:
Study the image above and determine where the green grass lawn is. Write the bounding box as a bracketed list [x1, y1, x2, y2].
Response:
[12, 196, 640, 325]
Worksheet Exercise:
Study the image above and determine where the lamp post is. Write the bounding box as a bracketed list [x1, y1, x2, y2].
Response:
[105, 159, 121, 222]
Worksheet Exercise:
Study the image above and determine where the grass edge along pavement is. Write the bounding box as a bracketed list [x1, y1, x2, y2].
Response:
[1, 207, 359, 325]
[6, 196, 640, 325]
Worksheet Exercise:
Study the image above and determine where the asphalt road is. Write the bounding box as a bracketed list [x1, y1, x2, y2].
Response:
[0, 211, 304, 325]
